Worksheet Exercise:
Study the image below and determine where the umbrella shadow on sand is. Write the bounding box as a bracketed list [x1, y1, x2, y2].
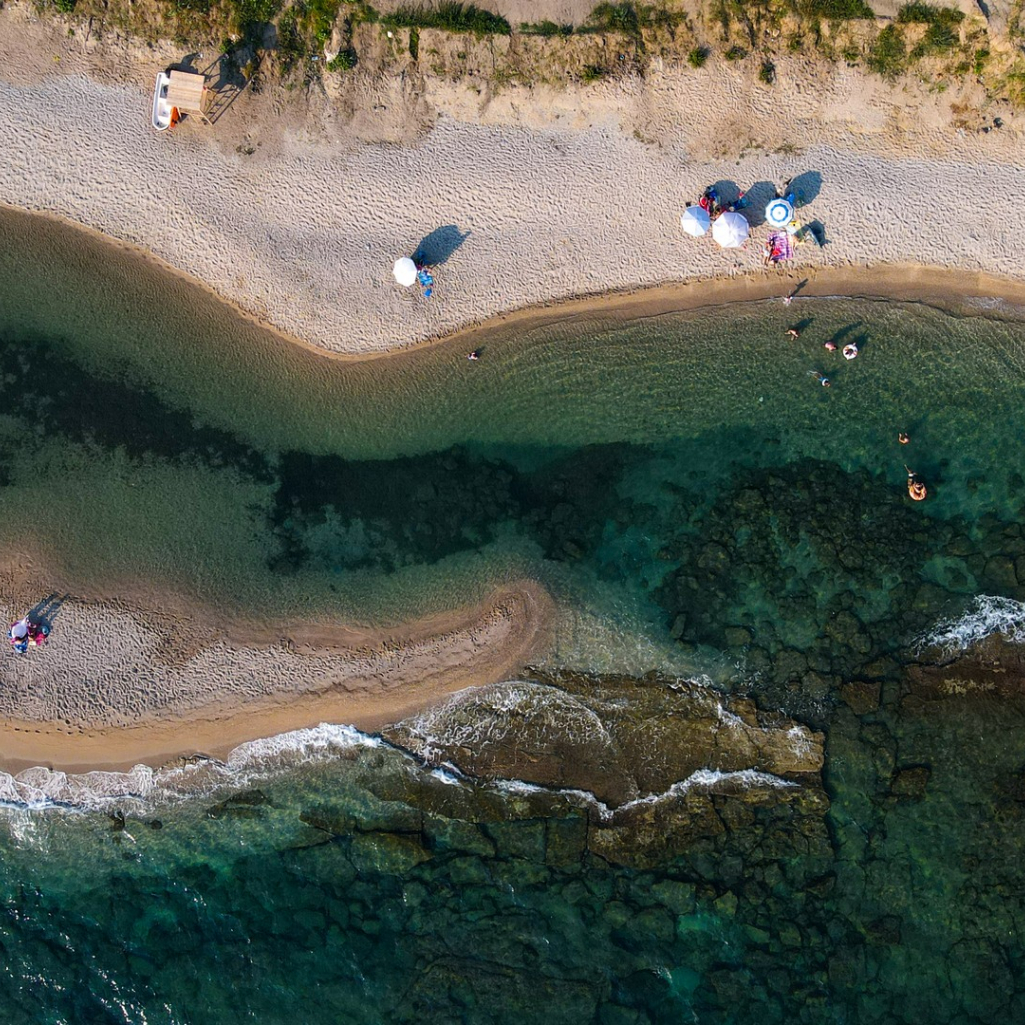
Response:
[414, 226, 471, 267]
[740, 181, 780, 227]
[789, 171, 823, 207]
[709, 180, 744, 207]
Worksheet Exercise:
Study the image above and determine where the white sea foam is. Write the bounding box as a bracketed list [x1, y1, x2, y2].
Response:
[916, 595, 1025, 659]
[0, 722, 385, 813]
[492, 768, 796, 824]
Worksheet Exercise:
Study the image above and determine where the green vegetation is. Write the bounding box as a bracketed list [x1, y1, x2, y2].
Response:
[23, 0, 1019, 106]
[799, 0, 874, 19]
[519, 20, 573, 36]
[895, 3, 964, 55]
[327, 47, 357, 69]
[231, 0, 284, 42]
[589, 1, 640, 33]
[867, 23, 907, 77]
[383, 3, 510, 35]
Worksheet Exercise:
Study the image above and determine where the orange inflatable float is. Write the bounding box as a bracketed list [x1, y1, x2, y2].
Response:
[905, 466, 927, 501]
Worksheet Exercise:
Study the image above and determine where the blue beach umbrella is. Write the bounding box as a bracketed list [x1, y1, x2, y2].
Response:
[680, 205, 711, 237]
[765, 198, 795, 229]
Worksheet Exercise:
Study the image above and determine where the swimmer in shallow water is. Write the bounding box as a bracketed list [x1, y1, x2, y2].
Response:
[810, 370, 831, 388]
[467, 350, 480, 361]
[898, 432, 910, 445]
[786, 328, 800, 339]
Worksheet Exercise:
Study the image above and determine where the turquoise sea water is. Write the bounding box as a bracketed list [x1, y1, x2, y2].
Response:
[1, 208, 1025, 1022]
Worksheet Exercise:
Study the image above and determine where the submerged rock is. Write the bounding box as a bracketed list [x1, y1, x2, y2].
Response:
[889, 765, 931, 801]
[349, 833, 432, 875]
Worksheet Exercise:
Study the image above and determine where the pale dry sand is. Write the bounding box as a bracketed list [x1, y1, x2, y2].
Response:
[1, 4, 1024, 770]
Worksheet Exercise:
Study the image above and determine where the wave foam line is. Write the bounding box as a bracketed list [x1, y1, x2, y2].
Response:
[916, 595, 1025, 659]
[494, 768, 796, 824]
[0, 723, 384, 812]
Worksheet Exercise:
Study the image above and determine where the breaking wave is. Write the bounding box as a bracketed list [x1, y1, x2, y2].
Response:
[916, 595, 1025, 659]
[0, 724, 384, 813]
[495, 769, 796, 824]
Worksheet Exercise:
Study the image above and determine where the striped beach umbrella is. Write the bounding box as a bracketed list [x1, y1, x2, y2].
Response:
[680, 205, 711, 237]
[765, 198, 795, 228]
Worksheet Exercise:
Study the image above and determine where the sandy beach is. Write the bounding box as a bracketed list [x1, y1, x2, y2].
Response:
[0, 581, 552, 771]
[1, 4, 1024, 357]
[1, 0, 1025, 770]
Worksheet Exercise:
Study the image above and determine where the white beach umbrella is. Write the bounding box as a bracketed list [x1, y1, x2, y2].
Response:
[393, 257, 418, 287]
[680, 205, 711, 237]
[711, 211, 749, 249]
[765, 198, 795, 229]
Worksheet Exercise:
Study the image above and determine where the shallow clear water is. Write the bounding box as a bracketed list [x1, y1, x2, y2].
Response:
[1, 208, 1025, 1022]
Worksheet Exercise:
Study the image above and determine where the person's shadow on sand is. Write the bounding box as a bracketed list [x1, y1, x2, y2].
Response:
[27, 593, 68, 632]
[414, 226, 470, 266]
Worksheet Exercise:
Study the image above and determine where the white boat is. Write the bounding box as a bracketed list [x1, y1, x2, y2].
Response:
[152, 71, 174, 131]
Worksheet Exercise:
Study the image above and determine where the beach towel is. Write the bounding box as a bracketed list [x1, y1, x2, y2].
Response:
[767, 231, 795, 263]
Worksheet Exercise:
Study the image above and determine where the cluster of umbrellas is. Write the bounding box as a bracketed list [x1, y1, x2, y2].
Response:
[681, 195, 796, 251]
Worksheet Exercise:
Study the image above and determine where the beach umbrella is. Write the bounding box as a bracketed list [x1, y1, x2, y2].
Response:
[680, 205, 711, 237]
[393, 257, 418, 287]
[765, 197, 795, 229]
[711, 211, 749, 249]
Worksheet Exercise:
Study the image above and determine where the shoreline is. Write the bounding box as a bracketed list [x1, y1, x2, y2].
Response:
[5, 10, 1025, 780]
[5, 202, 1025, 363]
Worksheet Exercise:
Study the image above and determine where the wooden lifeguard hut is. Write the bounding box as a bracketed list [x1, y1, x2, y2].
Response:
[167, 70, 212, 124]
[153, 68, 212, 131]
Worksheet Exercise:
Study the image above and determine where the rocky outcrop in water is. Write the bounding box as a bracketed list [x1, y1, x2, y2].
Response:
[384, 671, 823, 807]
